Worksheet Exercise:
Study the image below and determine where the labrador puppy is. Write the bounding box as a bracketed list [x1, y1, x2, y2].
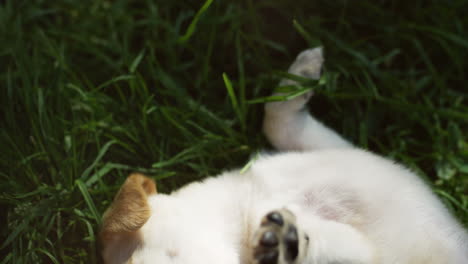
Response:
[100, 47, 468, 264]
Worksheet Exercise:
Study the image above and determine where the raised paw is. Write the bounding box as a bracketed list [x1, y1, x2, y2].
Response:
[265, 47, 323, 114]
[283, 47, 324, 84]
[252, 209, 307, 264]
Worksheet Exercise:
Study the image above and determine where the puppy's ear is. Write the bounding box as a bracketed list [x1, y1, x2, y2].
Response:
[100, 173, 157, 264]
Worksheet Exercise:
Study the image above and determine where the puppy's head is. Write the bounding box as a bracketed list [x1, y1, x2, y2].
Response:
[100, 173, 239, 264]
[100, 173, 156, 264]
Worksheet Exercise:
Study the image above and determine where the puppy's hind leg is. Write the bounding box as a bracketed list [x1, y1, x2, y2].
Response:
[263, 47, 352, 151]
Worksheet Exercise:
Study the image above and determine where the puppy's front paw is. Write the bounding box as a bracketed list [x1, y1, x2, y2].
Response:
[252, 209, 306, 264]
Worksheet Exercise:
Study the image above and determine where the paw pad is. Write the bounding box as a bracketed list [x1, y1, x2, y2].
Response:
[266, 212, 284, 226]
[260, 231, 279, 247]
[253, 210, 302, 264]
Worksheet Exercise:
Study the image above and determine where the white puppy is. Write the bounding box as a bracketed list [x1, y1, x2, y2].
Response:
[100, 47, 468, 264]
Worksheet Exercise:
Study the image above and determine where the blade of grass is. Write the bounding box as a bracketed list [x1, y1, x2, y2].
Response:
[75, 179, 102, 226]
[223, 72, 245, 130]
[178, 0, 214, 44]
[129, 50, 145, 73]
[80, 140, 116, 181]
[293, 19, 322, 47]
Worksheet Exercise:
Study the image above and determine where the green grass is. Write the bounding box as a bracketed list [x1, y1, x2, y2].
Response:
[1, 0, 467, 263]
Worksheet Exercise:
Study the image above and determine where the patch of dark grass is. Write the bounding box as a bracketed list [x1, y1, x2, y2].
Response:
[1, 0, 467, 263]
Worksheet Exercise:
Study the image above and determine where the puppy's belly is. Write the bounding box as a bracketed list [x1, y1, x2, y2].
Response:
[297, 187, 363, 224]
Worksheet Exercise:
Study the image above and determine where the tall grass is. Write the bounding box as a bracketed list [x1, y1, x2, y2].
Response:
[1, 0, 467, 263]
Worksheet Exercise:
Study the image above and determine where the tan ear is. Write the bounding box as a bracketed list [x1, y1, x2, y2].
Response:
[100, 173, 157, 264]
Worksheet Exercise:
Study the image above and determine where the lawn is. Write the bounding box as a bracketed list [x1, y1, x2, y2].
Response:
[1, 0, 467, 263]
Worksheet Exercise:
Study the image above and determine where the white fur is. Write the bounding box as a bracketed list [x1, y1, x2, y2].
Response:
[131, 48, 468, 264]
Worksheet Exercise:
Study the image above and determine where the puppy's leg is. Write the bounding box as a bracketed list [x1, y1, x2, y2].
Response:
[251, 209, 374, 264]
[263, 47, 352, 151]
